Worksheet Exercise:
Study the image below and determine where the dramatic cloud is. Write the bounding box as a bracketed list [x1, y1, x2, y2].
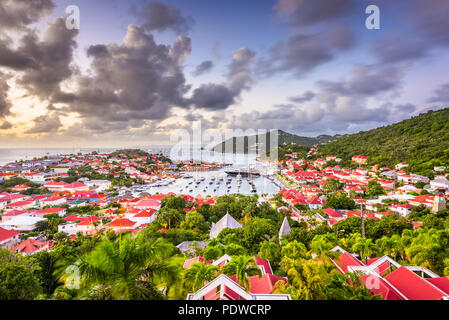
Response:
[25, 113, 62, 134]
[190, 47, 256, 110]
[374, 1, 449, 63]
[16, 18, 79, 100]
[192, 60, 213, 77]
[55, 25, 192, 131]
[0, 72, 11, 117]
[260, 0, 358, 78]
[190, 84, 235, 110]
[132, 1, 193, 34]
[0, 0, 55, 31]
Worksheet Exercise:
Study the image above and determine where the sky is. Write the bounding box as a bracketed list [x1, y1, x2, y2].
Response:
[0, 0, 448, 148]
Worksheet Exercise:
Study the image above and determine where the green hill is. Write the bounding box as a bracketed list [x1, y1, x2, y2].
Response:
[317, 108, 449, 177]
[211, 129, 343, 153]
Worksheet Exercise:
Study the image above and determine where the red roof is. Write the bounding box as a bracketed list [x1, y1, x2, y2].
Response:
[360, 274, 405, 300]
[38, 207, 65, 214]
[229, 274, 287, 294]
[322, 208, 343, 218]
[107, 218, 136, 228]
[426, 277, 449, 295]
[334, 252, 364, 273]
[0, 227, 19, 242]
[11, 239, 49, 254]
[384, 267, 449, 300]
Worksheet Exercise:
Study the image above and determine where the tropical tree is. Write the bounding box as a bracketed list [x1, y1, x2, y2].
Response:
[59, 233, 179, 300]
[310, 234, 339, 264]
[352, 236, 376, 263]
[183, 262, 219, 292]
[405, 228, 449, 274]
[222, 256, 262, 292]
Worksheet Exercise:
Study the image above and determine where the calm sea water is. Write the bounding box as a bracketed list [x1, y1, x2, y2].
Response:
[0, 146, 281, 195]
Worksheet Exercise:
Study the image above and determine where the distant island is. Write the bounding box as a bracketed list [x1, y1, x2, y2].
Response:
[211, 129, 344, 154]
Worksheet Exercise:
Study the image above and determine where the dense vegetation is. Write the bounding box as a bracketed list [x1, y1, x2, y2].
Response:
[3, 193, 449, 300]
[212, 130, 343, 153]
[317, 108, 449, 177]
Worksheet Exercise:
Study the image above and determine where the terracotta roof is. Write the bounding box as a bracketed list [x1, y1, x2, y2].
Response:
[11, 238, 49, 254]
[0, 227, 18, 242]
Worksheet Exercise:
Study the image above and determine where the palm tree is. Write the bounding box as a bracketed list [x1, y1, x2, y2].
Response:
[59, 233, 179, 300]
[310, 235, 339, 264]
[352, 237, 376, 263]
[222, 256, 262, 292]
[286, 260, 328, 300]
[183, 262, 219, 292]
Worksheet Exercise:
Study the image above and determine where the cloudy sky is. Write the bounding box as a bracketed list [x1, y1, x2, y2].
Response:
[0, 0, 448, 148]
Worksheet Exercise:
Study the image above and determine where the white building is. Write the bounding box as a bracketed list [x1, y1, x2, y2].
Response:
[209, 213, 242, 239]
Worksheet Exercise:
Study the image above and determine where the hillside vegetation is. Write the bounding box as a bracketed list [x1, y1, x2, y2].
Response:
[317, 108, 449, 176]
[212, 129, 343, 153]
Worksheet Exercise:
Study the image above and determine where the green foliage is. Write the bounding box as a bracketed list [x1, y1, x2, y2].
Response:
[0, 250, 42, 300]
[318, 108, 449, 176]
[323, 194, 356, 210]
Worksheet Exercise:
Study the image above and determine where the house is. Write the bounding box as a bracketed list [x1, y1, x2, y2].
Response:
[40, 196, 67, 207]
[0, 216, 47, 232]
[58, 218, 98, 236]
[1, 209, 27, 222]
[44, 181, 69, 191]
[430, 177, 449, 191]
[11, 238, 51, 255]
[83, 179, 111, 191]
[0, 227, 20, 249]
[352, 155, 368, 164]
[132, 199, 161, 211]
[104, 218, 137, 231]
[331, 247, 449, 300]
[322, 208, 344, 220]
[209, 213, 242, 239]
[395, 162, 409, 170]
[6, 200, 34, 210]
[129, 209, 157, 225]
[64, 182, 89, 192]
[34, 207, 67, 217]
[186, 274, 291, 300]
[388, 204, 413, 217]
[11, 184, 31, 192]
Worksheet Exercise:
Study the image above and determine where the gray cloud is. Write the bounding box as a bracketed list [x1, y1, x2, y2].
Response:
[0, 121, 12, 130]
[0, 72, 11, 117]
[189, 47, 256, 110]
[0, 0, 55, 31]
[374, 1, 449, 63]
[274, 0, 357, 27]
[55, 25, 192, 131]
[190, 84, 235, 110]
[289, 91, 315, 103]
[259, 27, 355, 78]
[16, 18, 79, 100]
[192, 60, 213, 77]
[429, 83, 449, 103]
[131, 1, 193, 34]
[25, 113, 62, 134]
